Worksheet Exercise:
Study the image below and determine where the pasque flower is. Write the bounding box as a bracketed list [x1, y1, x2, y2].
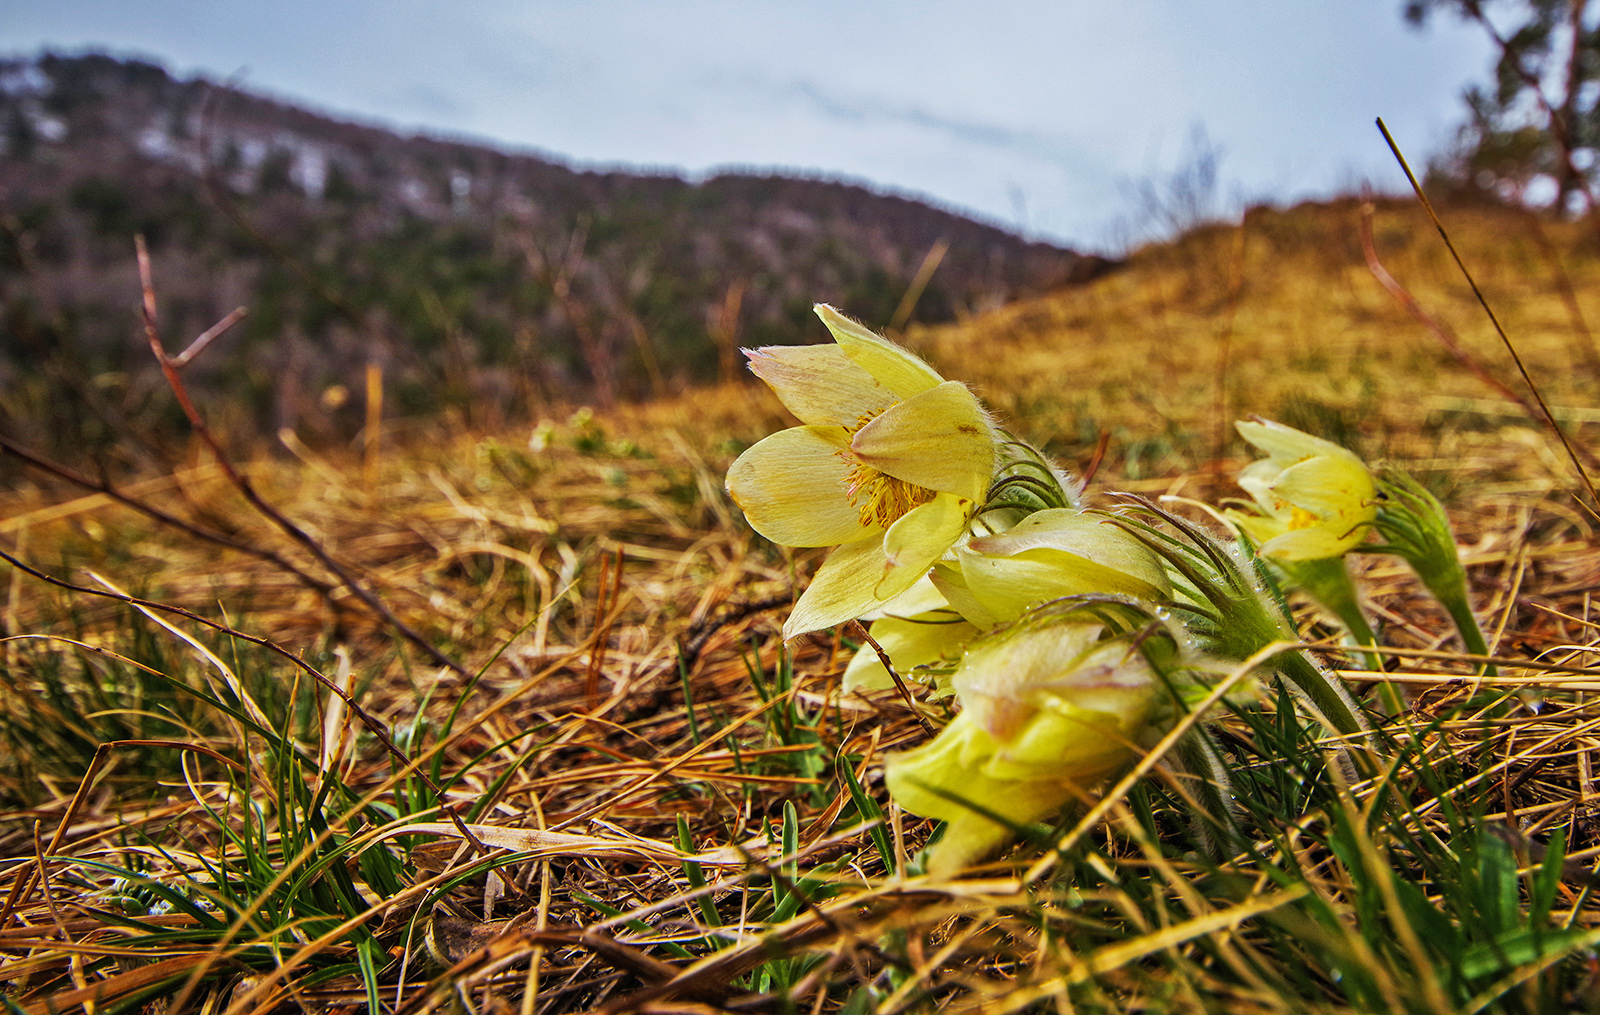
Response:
[1222, 419, 1392, 701]
[1227, 418, 1377, 562]
[726, 305, 997, 639]
[885, 603, 1180, 877]
[843, 510, 1172, 695]
[935, 508, 1172, 627]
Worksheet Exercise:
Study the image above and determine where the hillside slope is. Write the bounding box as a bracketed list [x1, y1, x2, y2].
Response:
[0, 52, 1104, 457]
[908, 197, 1600, 483]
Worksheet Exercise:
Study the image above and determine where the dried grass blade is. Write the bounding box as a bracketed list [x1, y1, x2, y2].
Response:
[1375, 117, 1600, 518]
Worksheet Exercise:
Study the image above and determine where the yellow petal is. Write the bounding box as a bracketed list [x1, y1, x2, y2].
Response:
[1223, 508, 1289, 548]
[1271, 455, 1377, 526]
[884, 713, 1077, 876]
[966, 510, 1173, 600]
[744, 343, 896, 426]
[814, 304, 944, 400]
[950, 618, 1108, 737]
[863, 574, 950, 620]
[1236, 459, 1290, 516]
[1260, 526, 1362, 562]
[726, 426, 875, 547]
[956, 547, 1169, 623]
[784, 537, 893, 639]
[987, 703, 1142, 785]
[879, 493, 971, 600]
[929, 560, 1004, 628]
[1236, 418, 1357, 464]
[842, 611, 976, 695]
[884, 715, 1011, 821]
[850, 381, 994, 500]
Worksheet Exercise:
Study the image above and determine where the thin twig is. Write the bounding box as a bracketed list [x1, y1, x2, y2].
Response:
[0, 434, 335, 598]
[1370, 122, 1600, 516]
[169, 306, 247, 369]
[849, 619, 936, 736]
[1081, 429, 1112, 488]
[134, 236, 468, 676]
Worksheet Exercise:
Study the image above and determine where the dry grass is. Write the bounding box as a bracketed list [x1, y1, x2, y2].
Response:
[3, 198, 1600, 1013]
[914, 198, 1600, 483]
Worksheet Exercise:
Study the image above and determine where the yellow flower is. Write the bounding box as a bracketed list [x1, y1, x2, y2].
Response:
[845, 510, 1172, 695]
[1226, 418, 1376, 561]
[934, 508, 1173, 626]
[726, 305, 996, 639]
[885, 610, 1170, 877]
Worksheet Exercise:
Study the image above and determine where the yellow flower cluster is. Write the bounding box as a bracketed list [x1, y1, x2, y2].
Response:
[727, 305, 1387, 876]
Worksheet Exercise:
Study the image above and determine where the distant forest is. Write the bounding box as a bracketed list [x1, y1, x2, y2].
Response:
[0, 52, 1108, 461]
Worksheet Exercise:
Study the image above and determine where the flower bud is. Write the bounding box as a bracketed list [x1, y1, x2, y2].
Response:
[934, 509, 1173, 628]
[1227, 418, 1376, 562]
[885, 605, 1177, 876]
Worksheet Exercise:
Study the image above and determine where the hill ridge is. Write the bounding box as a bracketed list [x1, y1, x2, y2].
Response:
[0, 51, 1109, 459]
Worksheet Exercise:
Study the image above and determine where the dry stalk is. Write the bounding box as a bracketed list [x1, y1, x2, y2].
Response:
[134, 235, 468, 677]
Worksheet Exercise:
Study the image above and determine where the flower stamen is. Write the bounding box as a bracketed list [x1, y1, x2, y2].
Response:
[839, 453, 936, 528]
[1288, 506, 1320, 530]
[833, 413, 938, 528]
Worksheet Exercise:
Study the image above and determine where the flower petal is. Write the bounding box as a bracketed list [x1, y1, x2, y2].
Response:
[957, 547, 1169, 623]
[967, 510, 1173, 598]
[1223, 508, 1289, 548]
[860, 574, 950, 621]
[988, 701, 1145, 783]
[884, 713, 1077, 877]
[744, 344, 897, 426]
[929, 560, 1003, 628]
[885, 714, 1018, 822]
[851, 381, 994, 500]
[815, 304, 944, 399]
[879, 493, 970, 600]
[1271, 455, 1377, 525]
[1236, 418, 1359, 465]
[842, 611, 976, 695]
[1236, 459, 1289, 516]
[1260, 526, 1360, 562]
[726, 426, 875, 547]
[783, 537, 893, 639]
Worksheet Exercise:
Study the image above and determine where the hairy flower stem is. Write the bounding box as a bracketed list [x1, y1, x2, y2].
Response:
[1279, 555, 1401, 714]
[1370, 467, 1496, 678]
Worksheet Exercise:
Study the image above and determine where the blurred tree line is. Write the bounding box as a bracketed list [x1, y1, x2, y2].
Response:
[1408, 0, 1600, 221]
[0, 53, 1105, 468]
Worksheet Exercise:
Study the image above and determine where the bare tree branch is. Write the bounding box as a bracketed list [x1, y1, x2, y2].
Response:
[135, 236, 470, 677]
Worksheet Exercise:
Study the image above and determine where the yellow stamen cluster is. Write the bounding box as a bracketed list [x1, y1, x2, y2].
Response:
[834, 412, 937, 528]
[840, 456, 936, 528]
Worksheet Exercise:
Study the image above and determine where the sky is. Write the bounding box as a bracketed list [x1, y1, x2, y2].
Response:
[0, 1, 1495, 250]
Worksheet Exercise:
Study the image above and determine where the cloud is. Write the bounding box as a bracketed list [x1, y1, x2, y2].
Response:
[740, 74, 1113, 186]
[375, 82, 471, 123]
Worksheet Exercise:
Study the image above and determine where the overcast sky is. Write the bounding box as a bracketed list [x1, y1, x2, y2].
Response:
[1, 2, 1494, 250]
